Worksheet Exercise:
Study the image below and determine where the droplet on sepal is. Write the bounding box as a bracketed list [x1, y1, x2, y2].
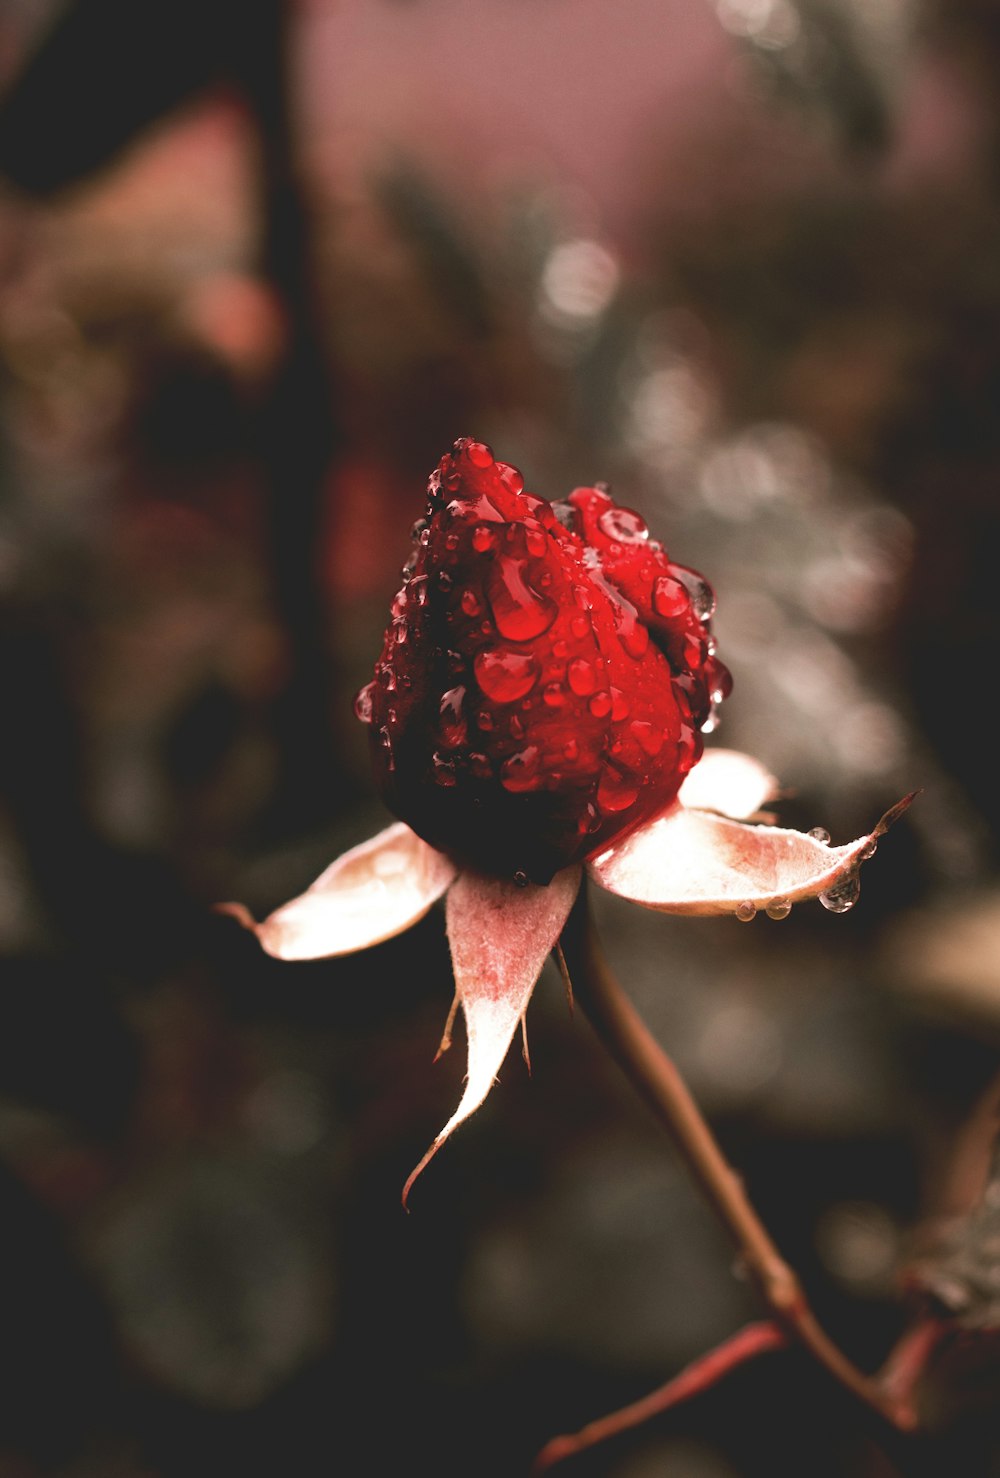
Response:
[819, 872, 861, 913]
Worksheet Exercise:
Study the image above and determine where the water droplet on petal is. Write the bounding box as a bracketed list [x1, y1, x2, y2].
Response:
[571, 614, 591, 639]
[439, 686, 468, 746]
[526, 528, 547, 558]
[466, 440, 495, 468]
[653, 576, 690, 619]
[597, 770, 640, 813]
[377, 665, 396, 692]
[498, 463, 524, 495]
[501, 746, 542, 793]
[460, 589, 481, 617]
[589, 691, 612, 719]
[472, 525, 497, 554]
[674, 566, 716, 622]
[474, 648, 539, 703]
[543, 682, 566, 708]
[488, 556, 558, 641]
[432, 751, 458, 786]
[630, 720, 664, 756]
[410, 517, 428, 544]
[564, 738, 579, 761]
[354, 682, 374, 723]
[568, 658, 597, 696]
[598, 506, 649, 543]
[735, 901, 757, 922]
[819, 872, 861, 913]
[611, 687, 630, 721]
[765, 899, 791, 920]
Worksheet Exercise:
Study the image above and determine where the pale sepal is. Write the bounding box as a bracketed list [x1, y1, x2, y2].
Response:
[677, 748, 781, 821]
[402, 865, 582, 1204]
[218, 822, 456, 960]
[589, 794, 915, 917]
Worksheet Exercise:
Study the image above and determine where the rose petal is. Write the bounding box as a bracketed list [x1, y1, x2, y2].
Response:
[588, 794, 915, 916]
[402, 865, 582, 1204]
[677, 748, 781, 821]
[219, 822, 456, 960]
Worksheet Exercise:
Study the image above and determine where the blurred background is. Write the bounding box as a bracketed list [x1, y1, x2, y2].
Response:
[1, 1, 1000, 1474]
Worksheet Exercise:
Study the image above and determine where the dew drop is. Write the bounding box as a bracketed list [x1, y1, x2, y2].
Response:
[378, 727, 395, 771]
[568, 658, 597, 696]
[630, 720, 664, 756]
[377, 665, 396, 692]
[353, 682, 374, 723]
[466, 440, 495, 468]
[819, 872, 861, 913]
[683, 634, 705, 670]
[570, 614, 591, 640]
[498, 464, 525, 495]
[809, 827, 831, 844]
[509, 713, 526, 739]
[614, 602, 650, 659]
[468, 751, 493, 779]
[859, 838, 878, 861]
[611, 687, 630, 721]
[589, 691, 613, 719]
[460, 589, 481, 617]
[597, 769, 640, 813]
[513, 869, 529, 887]
[477, 709, 494, 732]
[410, 576, 429, 607]
[444, 532, 460, 551]
[437, 570, 453, 592]
[474, 648, 540, 703]
[598, 506, 649, 544]
[393, 619, 408, 645]
[526, 528, 547, 558]
[488, 556, 558, 641]
[543, 682, 566, 708]
[563, 738, 579, 761]
[410, 517, 428, 544]
[472, 525, 497, 554]
[701, 708, 720, 734]
[674, 566, 716, 622]
[432, 751, 458, 786]
[501, 745, 542, 793]
[765, 899, 791, 921]
[439, 686, 468, 746]
[735, 901, 757, 922]
[653, 576, 690, 619]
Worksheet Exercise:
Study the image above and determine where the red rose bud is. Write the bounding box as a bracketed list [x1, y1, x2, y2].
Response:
[354, 439, 731, 884]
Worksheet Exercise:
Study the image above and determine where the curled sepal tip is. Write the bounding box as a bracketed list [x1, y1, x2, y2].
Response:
[588, 793, 917, 916]
[402, 865, 582, 1207]
[219, 822, 456, 960]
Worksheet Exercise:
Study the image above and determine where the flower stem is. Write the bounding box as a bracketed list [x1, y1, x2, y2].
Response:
[559, 885, 916, 1432]
[533, 1320, 788, 1473]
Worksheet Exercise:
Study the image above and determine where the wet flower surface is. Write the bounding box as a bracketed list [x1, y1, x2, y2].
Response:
[226, 440, 909, 1195]
[357, 438, 731, 884]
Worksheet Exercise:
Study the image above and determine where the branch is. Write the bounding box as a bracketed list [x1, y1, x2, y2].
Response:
[556, 885, 917, 1436]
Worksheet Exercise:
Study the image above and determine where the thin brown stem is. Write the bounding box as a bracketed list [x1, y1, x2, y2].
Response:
[559, 886, 916, 1433]
[533, 1320, 788, 1473]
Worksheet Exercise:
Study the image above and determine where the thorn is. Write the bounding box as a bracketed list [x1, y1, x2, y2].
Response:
[434, 994, 460, 1062]
[554, 942, 574, 1014]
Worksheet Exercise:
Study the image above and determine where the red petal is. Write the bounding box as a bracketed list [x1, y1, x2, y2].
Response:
[219, 823, 456, 959]
[677, 748, 781, 820]
[402, 865, 582, 1203]
[588, 795, 915, 917]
